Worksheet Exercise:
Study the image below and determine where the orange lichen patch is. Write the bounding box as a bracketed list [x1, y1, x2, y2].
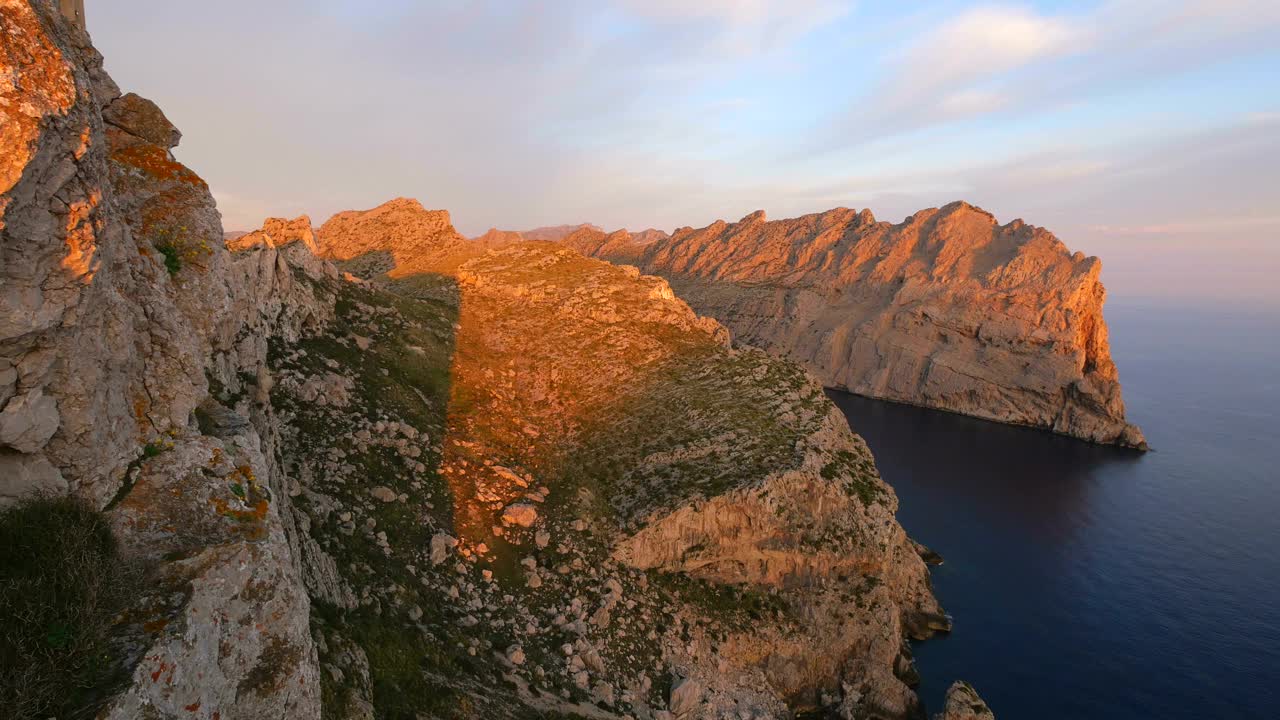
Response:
[110, 143, 208, 188]
[60, 194, 99, 279]
[184, 701, 201, 712]
[139, 189, 206, 231]
[133, 394, 150, 434]
[74, 124, 91, 159]
[0, 2, 77, 197]
[210, 496, 271, 532]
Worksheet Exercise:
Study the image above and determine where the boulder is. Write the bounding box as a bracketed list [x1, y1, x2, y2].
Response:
[501, 503, 538, 527]
[668, 677, 704, 717]
[934, 681, 995, 720]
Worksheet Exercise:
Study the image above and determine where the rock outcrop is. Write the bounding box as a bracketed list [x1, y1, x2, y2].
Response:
[566, 205, 1145, 448]
[317, 196, 471, 274]
[225, 213, 320, 254]
[934, 682, 995, 720]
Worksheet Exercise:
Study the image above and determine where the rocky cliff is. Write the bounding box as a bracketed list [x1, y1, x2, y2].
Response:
[2, 3, 323, 716]
[1, 3, 987, 718]
[565, 206, 1145, 448]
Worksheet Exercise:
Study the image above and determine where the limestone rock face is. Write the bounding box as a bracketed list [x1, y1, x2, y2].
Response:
[566, 227, 667, 266]
[1, 4, 321, 716]
[566, 203, 1145, 448]
[103, 92, 181, 148]
[1, 0, 214, 506]
[100, 427, 320, 720]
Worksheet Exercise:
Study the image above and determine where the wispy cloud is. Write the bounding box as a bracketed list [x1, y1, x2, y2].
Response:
[1088, 217, 1280, 235]
[618, 0, 848, 54]
[817, 0, 1280, 149]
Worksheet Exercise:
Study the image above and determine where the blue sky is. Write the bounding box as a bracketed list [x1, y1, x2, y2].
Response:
[91, 0, 1280, 304]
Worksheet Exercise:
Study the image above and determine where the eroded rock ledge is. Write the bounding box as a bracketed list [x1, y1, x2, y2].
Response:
[564, 205, 1146, 449]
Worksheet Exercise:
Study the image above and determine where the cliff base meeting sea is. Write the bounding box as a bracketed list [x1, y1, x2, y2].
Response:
[831, 299, 1280, 720]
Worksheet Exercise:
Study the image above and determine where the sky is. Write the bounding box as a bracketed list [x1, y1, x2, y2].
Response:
[90, 0, 1280, 305]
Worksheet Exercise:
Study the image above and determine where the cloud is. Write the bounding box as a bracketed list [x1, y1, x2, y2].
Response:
[618, 0, 848, 54]
[818, 0, 1280, 149]
[891, 5, 1076, 92]
[815, 5, 1076, 144]
[1088, 217, 1280, 235]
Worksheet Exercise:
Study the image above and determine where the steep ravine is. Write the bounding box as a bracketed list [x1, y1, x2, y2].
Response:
[1, 5, 988, 720]
[564, 206, 1146, 449]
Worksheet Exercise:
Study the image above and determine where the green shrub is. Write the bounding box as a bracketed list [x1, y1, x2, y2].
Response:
[0, 496, 137, 719]
[152, 225, 212, 277]
[155, 241, 182, 275]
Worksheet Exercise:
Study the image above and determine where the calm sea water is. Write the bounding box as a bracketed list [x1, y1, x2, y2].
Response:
[828, 300, 1280, 720]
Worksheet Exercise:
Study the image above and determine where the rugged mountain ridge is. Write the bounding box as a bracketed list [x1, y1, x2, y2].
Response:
[472, 223, 604, 246]
[564, 205, 1145, 448]
[306, 201, 957, 718]
[1, 4, 990, 719]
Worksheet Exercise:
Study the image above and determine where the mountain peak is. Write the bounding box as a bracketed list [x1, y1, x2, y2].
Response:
[316, 197, 468, 273]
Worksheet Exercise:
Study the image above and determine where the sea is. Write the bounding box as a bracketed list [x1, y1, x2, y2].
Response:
[828, 299, 1280, 719]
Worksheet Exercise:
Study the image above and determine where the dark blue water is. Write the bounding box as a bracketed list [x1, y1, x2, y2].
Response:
[828, 300, 1280, 720]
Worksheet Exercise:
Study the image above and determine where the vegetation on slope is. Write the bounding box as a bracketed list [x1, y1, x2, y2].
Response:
[0, 497, 138, 719]
[259, 239, 924, 719]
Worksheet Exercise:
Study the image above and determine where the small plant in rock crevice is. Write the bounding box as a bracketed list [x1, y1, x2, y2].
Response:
[151, 225, 212, 276]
